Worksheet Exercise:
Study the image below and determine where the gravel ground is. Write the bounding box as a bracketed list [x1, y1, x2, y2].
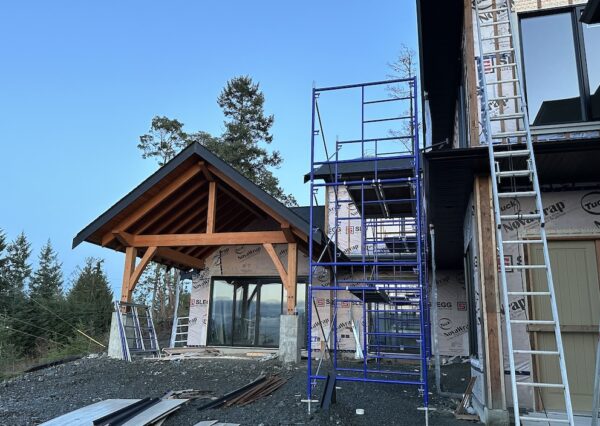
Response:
[0, 354, 477, 425]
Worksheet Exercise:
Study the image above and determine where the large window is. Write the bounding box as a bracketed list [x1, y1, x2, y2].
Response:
[520, 7, 600, 126]
[208, 278, 306, 348]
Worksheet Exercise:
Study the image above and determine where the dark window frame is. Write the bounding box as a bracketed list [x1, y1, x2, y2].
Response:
[207, 275, 308, 348]
[464, 244, 478, 357]
[519, 6, 599, 125]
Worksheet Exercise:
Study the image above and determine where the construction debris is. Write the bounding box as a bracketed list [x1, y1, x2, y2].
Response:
[193, 422, 240, 426]
[39, 398, 188, 426]
[163, 389, 214, 400]
[454, 377, 478, 421]
[198, 375, 287, 412]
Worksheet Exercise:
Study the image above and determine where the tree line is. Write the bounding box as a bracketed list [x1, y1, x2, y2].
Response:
[0, 229, 113, 365]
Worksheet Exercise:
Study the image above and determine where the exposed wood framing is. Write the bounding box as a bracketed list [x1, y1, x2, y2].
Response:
[474, 175, 505, 409]
[207, 164, 307, 243]
[120, 246, 157, 302]
[198, 161, 214, 181]
[206, 181, 217, 233]
[464, 0, 479, 147]
[263, 242, 298, 314]
[102, 163, 202, 246]
[116, 230, 288, 247]
[156, 247, 204, 269]
[121, 247, 137, 302]
[287, 242, 298, 314]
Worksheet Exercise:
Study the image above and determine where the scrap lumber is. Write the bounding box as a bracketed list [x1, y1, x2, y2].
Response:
[197, 376, 267, 411]
[454, 377, 479, 421]
[224, 375, 287, 407]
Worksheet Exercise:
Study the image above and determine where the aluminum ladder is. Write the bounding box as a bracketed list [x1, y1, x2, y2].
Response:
[115, 301, 161, 359]
[474, 1, 574, 424]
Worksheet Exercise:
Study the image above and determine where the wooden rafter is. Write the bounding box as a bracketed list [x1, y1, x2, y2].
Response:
[102, 163, 202, 246]
[135, 179, 207, 234]
[198, 161, 214, 181]
[152, 190, 209, 234]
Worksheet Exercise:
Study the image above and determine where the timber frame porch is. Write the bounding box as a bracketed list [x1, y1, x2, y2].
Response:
[73, 143, 324, 314]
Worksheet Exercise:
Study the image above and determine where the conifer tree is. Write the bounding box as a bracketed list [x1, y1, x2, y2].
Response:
[5, 232, 32, 299]
[30, 240, 63, 301]
[67, 258, 113, 335]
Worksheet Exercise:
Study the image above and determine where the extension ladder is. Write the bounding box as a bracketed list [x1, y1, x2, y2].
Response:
[474, 1, 574, 424]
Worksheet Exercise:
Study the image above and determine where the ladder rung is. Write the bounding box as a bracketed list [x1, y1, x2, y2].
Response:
[479, 7, 508, 14]
[486, 78, 519, 85]
[490, 113, 524, 121]
[513, 349, 559, 355]
[497, 191, 536, 198]
[488, 95, 520, 102]
[493, 149, 529, 157]
[511, 319, 554, 325]
[481, 35, 512, 41]
[517, 382, 564, 389]
[480, 20, 510, 27]
[499, 213, 540, 221]
[508, 291, 550, 296]
[520, 416, 570, 424]
[509, 264, 547, 270]
[503, 239, 543, 245]
[492, 131, 527, 138]
[496, 170, 532, 178]
[484, 47, 514, 55]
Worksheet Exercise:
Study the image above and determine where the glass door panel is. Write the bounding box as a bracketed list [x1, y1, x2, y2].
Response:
[233, 283, 258, 346]
[208, 280, 234, 345]
[258, 283, 282, 347]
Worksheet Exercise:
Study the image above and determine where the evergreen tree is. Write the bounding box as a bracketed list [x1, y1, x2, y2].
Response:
[209, 76, 297, 206]
[30, 240, 63, 301]
[0, 229, 9, 309]
[138, 116, 191, 166]
[67, 258, 113, 336]
[5, 232, 32, 299]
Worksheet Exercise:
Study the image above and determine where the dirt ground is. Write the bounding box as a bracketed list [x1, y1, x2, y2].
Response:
[0, 354, 478, 425]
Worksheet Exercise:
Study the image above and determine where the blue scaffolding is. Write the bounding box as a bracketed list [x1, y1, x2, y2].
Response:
[307, 77, 430, 415]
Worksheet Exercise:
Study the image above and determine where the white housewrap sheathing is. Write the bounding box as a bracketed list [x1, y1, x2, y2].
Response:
[466, 188, 600, 409]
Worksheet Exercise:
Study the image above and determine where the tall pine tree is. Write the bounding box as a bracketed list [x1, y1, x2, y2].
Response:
[5, 232, 31, 300]
[138, 116, 191, 166]
[67, 258, 113, 336]
[30, 240, 63, 301]
[206, 76, 297, 206]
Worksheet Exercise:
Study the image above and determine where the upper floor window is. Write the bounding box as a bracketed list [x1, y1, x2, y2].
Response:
[520, 7, 600, 126]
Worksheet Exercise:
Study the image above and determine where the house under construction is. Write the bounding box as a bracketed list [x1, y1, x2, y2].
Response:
[71, 0, 600, 424]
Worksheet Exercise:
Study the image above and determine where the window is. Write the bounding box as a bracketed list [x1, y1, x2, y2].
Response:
[520, 7, 600, 126]
[208, 277, 307, 348]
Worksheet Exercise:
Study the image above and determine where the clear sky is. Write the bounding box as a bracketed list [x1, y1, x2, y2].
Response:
[0, 1, 418, 295]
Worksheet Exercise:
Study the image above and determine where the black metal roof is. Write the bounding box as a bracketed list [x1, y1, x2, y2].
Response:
[73, 142, 321, 248]
[425, 139, 600, 268]
[304, 157, 414, 183]
[581, 0, 600, 24]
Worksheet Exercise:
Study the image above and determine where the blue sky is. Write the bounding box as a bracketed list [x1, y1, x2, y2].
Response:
[0, 1, 418, 294]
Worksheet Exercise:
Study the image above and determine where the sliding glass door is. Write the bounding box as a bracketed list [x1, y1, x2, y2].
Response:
[208, 278, 306, 348]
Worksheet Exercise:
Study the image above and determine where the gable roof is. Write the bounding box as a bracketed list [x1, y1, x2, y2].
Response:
[73, 142, 321, 252]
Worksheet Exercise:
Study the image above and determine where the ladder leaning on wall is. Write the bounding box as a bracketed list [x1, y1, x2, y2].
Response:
[474, 1, 574, 425]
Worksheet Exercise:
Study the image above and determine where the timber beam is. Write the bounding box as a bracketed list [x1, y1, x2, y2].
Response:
[113, 230, 289, 247]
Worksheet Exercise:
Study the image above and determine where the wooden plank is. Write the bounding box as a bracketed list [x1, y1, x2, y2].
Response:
[287, 242, 298, 314]
[156, 247, 204, 269]
[475, 175, 504, 409]
[198, 161, 214, 181]
[281, 224, 295, 243]
[129, 231, 288, 247]
[263, 243, 288, 285]
[101, 163, 202, 246]
[464, 0, 479, 147]
[128, 246, 157, 292]
[206, 181, 217, 234]
[121, 247, 137, 302]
